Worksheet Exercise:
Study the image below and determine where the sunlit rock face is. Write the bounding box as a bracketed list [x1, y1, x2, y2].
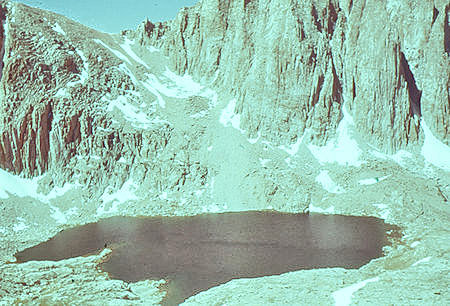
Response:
[135, 0, 449, 152]
[0, 1, 211, 207]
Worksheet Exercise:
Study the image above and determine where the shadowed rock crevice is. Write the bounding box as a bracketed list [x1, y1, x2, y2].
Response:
[311, 4, 322, 32]
[0, 4, 6, 83]
[432, 6, 439, 26]
[244, 0, 254, 9]
[38, 103, 53, 171]
[311, 74, 324, 108]
[326, 1, 338, 37]
[331, 59, 342, 103]
[399, 51, 422, 117]
[352, 76, 356, 100]
[445, 5, 449, 55]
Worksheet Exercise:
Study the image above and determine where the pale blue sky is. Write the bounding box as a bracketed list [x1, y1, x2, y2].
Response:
[17, 0, 199, 33]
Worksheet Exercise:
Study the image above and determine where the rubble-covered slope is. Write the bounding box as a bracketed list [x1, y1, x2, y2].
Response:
[135, 0, 449, 153]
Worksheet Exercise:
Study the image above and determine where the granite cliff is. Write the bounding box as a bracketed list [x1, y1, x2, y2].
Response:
[134, 0, 449, 152]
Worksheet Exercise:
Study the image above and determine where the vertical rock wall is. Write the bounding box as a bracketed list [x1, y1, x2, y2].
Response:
[138, 0, 449, 151]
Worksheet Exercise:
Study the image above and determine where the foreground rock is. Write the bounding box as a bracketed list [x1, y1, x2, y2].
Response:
[0, 249, 166, 305]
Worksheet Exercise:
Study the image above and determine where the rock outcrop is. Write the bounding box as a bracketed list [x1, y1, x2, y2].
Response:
[135, 0, 449, 152]
[0, 1, 208, 200]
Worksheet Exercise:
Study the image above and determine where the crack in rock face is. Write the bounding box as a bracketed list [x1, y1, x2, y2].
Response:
[399, 51, 422, 118]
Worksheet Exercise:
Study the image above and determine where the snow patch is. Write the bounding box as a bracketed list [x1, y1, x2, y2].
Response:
[49, 205, 67, 224]
[159, 192, 168, 200]
[144, 69, 201, 99]
[359, 175, 390, 185]
[141, 74, 166, 108]
[120, 38, 150, 69]
[373, 203, 390, 220]
[309, 204, 335, 214]
[147, 46, 160, 53]
[13, 218, 28, 232]
[411, 241, 420, 248]
[98, 179, 139, 215]
[55, 88, 68, 97]
[370, 147, 414, 167]
[190, 110, 208, 118]
[46, 182, 80, 200]
[163, 67, 203, 95]
[412, 256, 431, 266]
[279, 135, 304, 156]
[94, 39, 132, 65]
[259, 158, 271, 167]
[52, 22, 66, 36]
[67, 49, 89, 86]
[421, 119, 450, 171]
[220, 99, 245, 133]
[142, 67, 218, 109]
[332, 277, 380, 306]
[308, 104, 363, 166]
[0, 169, 81, 224]
[248, 132, 261, 144]
[0, 168, 38, 199]
[104, 95, 159, 129]
[316, 170, 345, 194]
[194, 190, 204, 197]
[202, 204, 226, 213]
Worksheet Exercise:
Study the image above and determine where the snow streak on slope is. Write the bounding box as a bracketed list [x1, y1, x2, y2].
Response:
[52, 22, 66, 36]
[120, 38, 150, 69]
[0, 169, 80, 224]
[358, 175, 390, 185]
[279, 135, 304, 156]
[220, 99, 244, 133]
[94, 39, 132, 65]
[308, 103, 363, 167]
[315, 170, 345, 194]
[0, 169, 39, 199]
[103, 95, 165, 129]
[67, 49, 89, 86]
[332, 277, 380, 306]
[0, 169, 80, 202]
[421, 119, 450, 171]
[412, 256, 432, 266]
[142, 66, 218, 109]
[141, 74, 167, 108]
[162, 67, 203, 97]
[98, 178, 139, 216]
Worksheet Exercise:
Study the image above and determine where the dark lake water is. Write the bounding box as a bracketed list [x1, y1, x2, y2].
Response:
[14, 211, 400, 305]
